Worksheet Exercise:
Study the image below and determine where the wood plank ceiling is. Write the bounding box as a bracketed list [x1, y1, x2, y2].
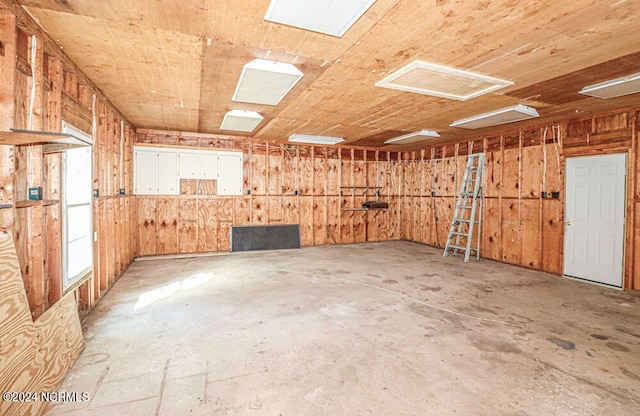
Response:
[17, 0, 640, 148]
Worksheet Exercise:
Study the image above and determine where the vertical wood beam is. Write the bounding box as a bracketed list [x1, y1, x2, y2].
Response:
[0, 10, 17, 235]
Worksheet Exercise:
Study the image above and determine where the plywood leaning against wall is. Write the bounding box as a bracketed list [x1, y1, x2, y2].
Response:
[0, 232, 84, 416]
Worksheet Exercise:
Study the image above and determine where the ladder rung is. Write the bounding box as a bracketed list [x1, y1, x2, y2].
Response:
[457, 205, 473, 209]
[447, 244, 467, 251]
[450, 231, 469, 236]
[461, 192, 475, 196]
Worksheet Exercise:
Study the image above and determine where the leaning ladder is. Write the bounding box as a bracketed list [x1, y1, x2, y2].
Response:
[443, 152, 485, 262]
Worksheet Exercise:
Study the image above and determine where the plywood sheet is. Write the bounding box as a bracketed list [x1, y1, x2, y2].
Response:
[326, 196, 340, 245]
[250, 151, 266, 195]
[501, 200, 521, 265]
[542, 199, 564, 275]
[299, 196, 313, 246]
[234, 196, 251, 225]
[198, 198, 217, 253]
[267, 148, 283, 196]
[502, 145, 520, 199]
[178, 199, 197, 254]
[521, 143, 542, 198]
[156, 198, 177, 255]
[252, 196, 267, 225]
[326, 156, 340, 196]
[0, 233, 83, 416]
[520, 199, 541, 269]
[313, 197, 326, 246]
[268, 195, 283, 224]
[298, 156, 313, 196]
[481, 198, 502, 261]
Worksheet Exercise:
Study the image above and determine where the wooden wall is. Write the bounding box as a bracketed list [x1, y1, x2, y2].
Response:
[137, 107, 640, 291]
[401, 109, 639, 290]
[135, 130, 404, 255]
[0, 6, 135, 320]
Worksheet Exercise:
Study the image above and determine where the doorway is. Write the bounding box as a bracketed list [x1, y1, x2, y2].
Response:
[563, 153, 626, 287]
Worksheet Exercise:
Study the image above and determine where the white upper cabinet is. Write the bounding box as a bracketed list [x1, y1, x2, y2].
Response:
[134, 149, 158, 194]
[157, 151, 179, 194]
[198, 152, 219, 180]
[178, 152, 198, 178]
[218, 153, 243, 195]
[134, 146, 243, 195]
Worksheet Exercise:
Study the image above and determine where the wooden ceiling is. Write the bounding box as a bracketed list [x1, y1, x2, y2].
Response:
[17, 0, 640, 148]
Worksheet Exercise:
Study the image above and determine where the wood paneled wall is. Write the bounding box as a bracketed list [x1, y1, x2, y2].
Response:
[135, 130, 404, 255]
[0, 6, 135, 320]
[401, 109, 639, 290]
[139, 107, 639, 290]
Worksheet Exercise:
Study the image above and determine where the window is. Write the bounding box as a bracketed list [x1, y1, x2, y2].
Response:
[62, 122, 93, 290]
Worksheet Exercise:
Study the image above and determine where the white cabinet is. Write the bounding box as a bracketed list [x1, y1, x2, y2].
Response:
[157, 151, 179, 194]
[178, 152, 198, 178]
[135, 146, 243, 196]
[134, 149, 157, 194]
[198, 153, 219, 180]
[134, 147, 179, 195]
[218, 153, 243, 195]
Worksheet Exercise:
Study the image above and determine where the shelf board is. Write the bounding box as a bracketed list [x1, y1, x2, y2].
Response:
[0, 129, 91, 153]
[15, 200, 59, 208]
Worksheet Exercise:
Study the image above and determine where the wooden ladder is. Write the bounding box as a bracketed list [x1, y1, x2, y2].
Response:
[443, 152, 485, 262]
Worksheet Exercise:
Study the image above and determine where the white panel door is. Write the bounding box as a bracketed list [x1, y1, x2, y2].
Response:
[564, 153, 626, 287]
[178, 152, 198, 178]
[198, 153, 219, 179]
[218, 153, 243, 195]
[134, 149, 158, 194]
[157, 151, 179, 195]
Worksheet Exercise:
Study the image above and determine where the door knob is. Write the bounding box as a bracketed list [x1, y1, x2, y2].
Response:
[565, 221, 571, 226]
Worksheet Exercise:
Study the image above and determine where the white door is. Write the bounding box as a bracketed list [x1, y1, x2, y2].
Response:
[158, 151, 179, 194]
[564, 153, 626, 287]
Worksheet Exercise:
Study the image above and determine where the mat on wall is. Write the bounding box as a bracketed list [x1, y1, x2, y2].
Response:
[230, 224, 301, 252]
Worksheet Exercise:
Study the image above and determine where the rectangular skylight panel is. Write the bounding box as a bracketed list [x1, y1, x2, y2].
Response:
[265, 0, 376, 37]
[579, 73, 640, 99]
[221, 110, 264, 132]
[384, 130, 440, 145]
[450, 104, 539, 129]
[232, 59, 303, 105]
[376, 61, 514, 101]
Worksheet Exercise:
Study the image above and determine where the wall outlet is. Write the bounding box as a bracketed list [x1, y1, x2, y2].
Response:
[552, 191, 560, 199]
[93, 231, 98, 242]
[93, 189, 99, 198]
[541, 191, 547, 198]
[119, 188, 126, 195]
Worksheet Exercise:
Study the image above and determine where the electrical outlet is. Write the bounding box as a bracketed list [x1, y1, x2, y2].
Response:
[119, 188, 126, 195]
[93, 189, 99, 198]
[541, 191, 547, 198]
[552, 191, 560, 199]
[93, 231, 98, 242]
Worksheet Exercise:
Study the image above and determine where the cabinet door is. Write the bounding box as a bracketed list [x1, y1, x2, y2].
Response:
[178, 152, 198, 178]
[157, 151, 179, 195]
[198, 153, 219, 179]
[134, 149, 158, 195]
[218, 153, 243, 195]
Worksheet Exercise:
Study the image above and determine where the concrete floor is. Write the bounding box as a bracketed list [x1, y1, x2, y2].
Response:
[46, 241, 640, 416]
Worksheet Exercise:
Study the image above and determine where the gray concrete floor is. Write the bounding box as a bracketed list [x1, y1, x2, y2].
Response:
[46, 241, 640, 416]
